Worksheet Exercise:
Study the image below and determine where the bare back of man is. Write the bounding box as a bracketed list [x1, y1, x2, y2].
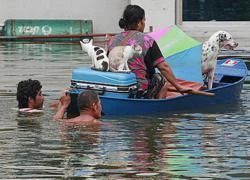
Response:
[65, 115, 101, 126]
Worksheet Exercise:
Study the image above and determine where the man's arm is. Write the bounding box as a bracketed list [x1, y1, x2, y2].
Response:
[53, 93, 71, 120]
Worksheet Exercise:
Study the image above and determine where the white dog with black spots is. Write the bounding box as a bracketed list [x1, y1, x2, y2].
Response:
[202, 31, 238, 89]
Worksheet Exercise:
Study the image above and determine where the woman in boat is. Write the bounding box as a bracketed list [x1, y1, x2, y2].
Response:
[108, 5, 193, 99]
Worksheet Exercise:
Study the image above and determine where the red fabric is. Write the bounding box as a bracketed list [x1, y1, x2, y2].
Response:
[166, 79, 204, 98]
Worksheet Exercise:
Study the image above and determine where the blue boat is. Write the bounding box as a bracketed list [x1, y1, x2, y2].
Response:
[67, 58, 248, 116]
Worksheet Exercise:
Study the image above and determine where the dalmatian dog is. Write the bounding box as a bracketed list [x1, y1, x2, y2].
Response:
[108, 45, 142, 73]
[202, 31, 238, 89]
[80, 39, 109, 71]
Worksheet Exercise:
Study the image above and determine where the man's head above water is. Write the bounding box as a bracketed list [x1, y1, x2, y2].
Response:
[77, 91, 102, 119]
[16, 79, 44, 109]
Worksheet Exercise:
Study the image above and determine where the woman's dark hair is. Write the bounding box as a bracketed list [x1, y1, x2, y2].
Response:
[119, 5, 145, 30]
[77, 91, 99, 111]
[16, 79, 42, 108]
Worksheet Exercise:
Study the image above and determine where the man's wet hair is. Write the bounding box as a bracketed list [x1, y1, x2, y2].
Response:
[16, 79, 42, 108]
[77, 91, 99, 111]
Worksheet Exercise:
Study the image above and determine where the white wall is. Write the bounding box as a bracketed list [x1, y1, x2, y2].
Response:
[0, 0, 177, 33]
[0, 0, 130, 33]
[131, 0, 176, 32]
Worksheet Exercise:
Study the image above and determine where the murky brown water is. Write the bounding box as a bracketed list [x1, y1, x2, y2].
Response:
[0, 42, 249, 179]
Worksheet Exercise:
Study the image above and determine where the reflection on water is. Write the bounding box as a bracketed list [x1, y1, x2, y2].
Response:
[0, 42, 250, 178]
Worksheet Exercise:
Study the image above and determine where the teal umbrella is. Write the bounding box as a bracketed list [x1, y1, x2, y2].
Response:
[149, 26, 203, 83]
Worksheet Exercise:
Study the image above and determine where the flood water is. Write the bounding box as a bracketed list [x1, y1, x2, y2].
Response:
[0, 42, 249, 179]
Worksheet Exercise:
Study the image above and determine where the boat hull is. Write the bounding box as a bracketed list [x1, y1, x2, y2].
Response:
[68, 79, 244, 116]
[67, 58, 248, 116]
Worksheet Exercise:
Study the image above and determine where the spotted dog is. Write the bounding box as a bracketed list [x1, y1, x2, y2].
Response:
[108, 45, 142, 73]
[202, 31, 238, 89]
[80, 39, 109, 71]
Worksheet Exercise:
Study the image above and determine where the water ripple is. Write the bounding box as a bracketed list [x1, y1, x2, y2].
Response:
[0, 42, 249, 178]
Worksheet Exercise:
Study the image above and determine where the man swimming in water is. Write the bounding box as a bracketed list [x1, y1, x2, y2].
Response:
[53, 90, 102, 126]
[16, 79, 44, 112]
[16, 79, 102, 125]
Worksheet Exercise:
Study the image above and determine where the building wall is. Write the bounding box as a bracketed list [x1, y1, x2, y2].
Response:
[0, 0, 248, 50]
[0, 0, 130, 33]
[0, 0, 176, 33]
[180, 21, 250, 50]
[132, 0, 176, 32]
[176, 0, 250, 50]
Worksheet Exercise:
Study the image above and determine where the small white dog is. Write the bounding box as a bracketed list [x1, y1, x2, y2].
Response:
[80, 39, 109, 71]
[108, 45, 142, 73]
[202, 31, 238, 89]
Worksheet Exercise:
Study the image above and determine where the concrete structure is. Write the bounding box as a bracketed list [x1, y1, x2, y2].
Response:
[0, 0, 177, 33]
[0, 0, 130, 33]
[0, 0, 249, 49]
[131, 0, 176, 32]
[137, 0, 250, 50]
[180, 21, 250, 50]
